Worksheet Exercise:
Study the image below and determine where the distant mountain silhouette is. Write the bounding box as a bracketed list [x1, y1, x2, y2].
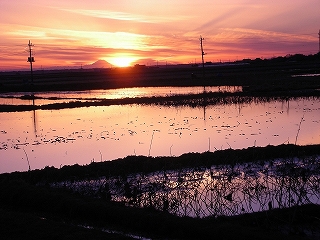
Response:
[87, 60, 112, 68]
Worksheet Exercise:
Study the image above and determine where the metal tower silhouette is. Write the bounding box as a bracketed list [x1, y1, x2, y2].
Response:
[200, 36, 206, 77]
[27, 40, 35, 84]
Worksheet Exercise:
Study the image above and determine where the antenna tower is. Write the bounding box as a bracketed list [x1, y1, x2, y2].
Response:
[27, 40, 35, 84]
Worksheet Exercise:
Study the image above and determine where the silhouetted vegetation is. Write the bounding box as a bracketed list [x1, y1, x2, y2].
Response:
[1, 91, 320, 112]
[2, 144, 319, 184]
[1, 144, 320, 239]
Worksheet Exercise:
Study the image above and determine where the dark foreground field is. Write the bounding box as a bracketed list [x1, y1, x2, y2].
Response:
[1, 144, 320, 239]
[1, 54, 320, 239]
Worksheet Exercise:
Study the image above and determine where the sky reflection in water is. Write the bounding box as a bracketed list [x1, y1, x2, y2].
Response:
[0, 89, 319, 173]
[0, 86, 241, 105]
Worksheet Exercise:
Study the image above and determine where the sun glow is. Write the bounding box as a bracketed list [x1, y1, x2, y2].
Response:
[107, 56, 137, 67]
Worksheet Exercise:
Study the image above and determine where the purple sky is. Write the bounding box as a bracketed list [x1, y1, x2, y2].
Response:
[1, 0, 319, 69]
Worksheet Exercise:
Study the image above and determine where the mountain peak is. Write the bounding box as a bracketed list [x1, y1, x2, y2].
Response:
[88, 60, 111, 68]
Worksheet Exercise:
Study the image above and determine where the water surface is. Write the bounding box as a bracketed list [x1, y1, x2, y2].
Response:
[0, 86, 241, 105]
[0, 87, 319, 173]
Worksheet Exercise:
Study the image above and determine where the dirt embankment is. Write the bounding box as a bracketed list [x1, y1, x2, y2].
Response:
[1, 144, 320, 240]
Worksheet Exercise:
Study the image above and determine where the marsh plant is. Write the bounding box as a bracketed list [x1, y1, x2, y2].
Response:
[51, 155, 320, 218]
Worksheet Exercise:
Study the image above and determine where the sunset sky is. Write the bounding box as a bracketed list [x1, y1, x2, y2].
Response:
[1, 0, 319, 70]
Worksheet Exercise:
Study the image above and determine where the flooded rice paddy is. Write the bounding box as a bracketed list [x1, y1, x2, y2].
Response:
[51, 155, 320, 218]
[0, 86, 241, 105]
[0, 86, 320, 174]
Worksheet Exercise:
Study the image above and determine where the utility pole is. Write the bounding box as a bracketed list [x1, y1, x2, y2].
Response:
[199, 36, 207, 93]
[27, 40, 35, 84]
[200, 35, 206, 76]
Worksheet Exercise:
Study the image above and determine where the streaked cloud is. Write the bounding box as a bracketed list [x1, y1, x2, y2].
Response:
[216, 28, 317, 42]
[61, 8, 191, 23]
[0, 0, 319, 70]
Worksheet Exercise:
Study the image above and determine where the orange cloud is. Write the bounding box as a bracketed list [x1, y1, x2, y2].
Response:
[0, 1, 319, 70]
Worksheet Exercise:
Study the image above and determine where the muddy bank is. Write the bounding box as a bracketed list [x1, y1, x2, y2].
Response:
[2, 143, 320, 185]
[1, 89, 320, 112]
[1, 144, 320, 239]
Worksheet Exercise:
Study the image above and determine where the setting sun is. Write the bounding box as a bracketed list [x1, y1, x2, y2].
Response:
[0, 1, 319, 70]
[107, 56, 137, 67]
